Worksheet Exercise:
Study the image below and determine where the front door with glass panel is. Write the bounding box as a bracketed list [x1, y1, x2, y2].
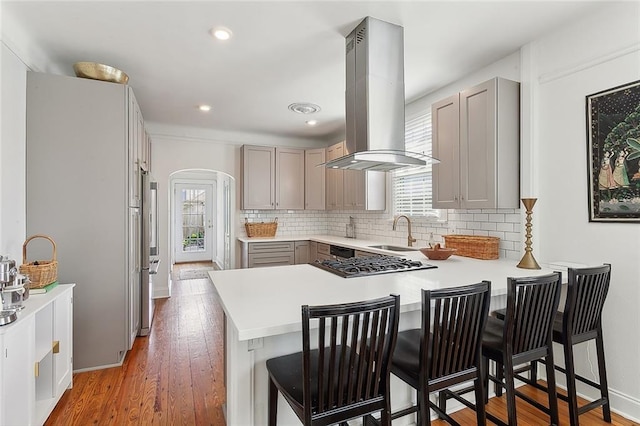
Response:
[174, 183, 215, 263]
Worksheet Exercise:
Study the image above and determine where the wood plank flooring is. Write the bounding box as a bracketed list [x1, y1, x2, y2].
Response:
[46, 263, 637, 425]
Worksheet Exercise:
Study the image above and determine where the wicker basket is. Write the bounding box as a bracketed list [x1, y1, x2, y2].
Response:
[443, 235, 500, 260]
[245, 218, 278, 238]
[19, 235, 58, 289]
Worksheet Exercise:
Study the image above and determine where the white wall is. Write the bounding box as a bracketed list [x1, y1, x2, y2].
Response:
[0, 43, 27, 261]
[148, 124, 326, 296]
[530, 2, 640, 420]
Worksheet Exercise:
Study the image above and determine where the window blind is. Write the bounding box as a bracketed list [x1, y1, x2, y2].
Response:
[393, 111, 439, 217]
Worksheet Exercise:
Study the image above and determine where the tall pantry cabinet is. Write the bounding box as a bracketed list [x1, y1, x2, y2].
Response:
[26, 72, 144, 370]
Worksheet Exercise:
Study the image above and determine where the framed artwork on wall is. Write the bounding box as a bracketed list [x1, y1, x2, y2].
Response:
[586, 80, 640, 222]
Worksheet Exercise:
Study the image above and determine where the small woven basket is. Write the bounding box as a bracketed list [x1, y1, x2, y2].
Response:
[19, 234, 58, 289]
[443, 235, 500, 260]
[245, 218, 278, 238]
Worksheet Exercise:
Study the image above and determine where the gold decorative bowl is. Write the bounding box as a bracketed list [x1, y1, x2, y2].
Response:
[419, 245, 457, 260]
[73, 62, 129, 84]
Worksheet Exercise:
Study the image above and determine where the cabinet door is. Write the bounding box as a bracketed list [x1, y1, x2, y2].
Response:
[460, 79, 496, 209]
[343, 170, 359, 209]
[1, 318, 35, 426]
[53, 289, 73, 396]
[432, 94, 461, 209]
[242, 145, 276, 209]
[294, 241, 310, 264]
[276, 148, 305, 210]
[305, 149, 326, 210]
[309, 241, 318, 262]
[128, 207, 141, 349]
[326, 142, 344, 210]
[128, 88, 142, 207]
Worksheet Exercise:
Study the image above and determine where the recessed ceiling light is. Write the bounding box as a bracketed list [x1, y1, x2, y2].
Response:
[198, 104, 212, 112]
[288, 102, 321, 114]
[305, 120, 318, 126]
[210, 27, 232, 41]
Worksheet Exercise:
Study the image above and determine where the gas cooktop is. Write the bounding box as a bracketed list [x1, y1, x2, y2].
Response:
[311, 255, 437, 278]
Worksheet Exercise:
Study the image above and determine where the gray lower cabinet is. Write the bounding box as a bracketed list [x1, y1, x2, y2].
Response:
[247, 241, 295, 268]
[316, 243, 332, 262]
[294, 241, 310, 264]
[309, 241, 318, 262]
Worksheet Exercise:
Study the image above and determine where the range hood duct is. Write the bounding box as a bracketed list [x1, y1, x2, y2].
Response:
[325, 17, 437, 171]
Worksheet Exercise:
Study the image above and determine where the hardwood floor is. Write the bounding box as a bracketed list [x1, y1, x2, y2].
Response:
[46, 263, 637, 425]
[46, 263, 225, 425]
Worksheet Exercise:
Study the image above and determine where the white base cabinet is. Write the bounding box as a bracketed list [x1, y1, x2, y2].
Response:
[0, 284, 74, 426]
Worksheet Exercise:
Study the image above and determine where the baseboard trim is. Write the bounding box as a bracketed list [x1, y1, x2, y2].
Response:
[538, 367, 640, 423]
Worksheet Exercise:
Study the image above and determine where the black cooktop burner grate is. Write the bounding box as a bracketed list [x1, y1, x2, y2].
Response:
[311, 255, 437, 278]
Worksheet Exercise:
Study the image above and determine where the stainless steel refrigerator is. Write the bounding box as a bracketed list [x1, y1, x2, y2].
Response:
[140, 173, 159, 336]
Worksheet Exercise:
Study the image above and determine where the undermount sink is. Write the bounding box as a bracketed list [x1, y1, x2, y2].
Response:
[367, 244, 418, 252]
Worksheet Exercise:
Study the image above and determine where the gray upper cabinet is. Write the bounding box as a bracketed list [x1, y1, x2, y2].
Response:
[241, 145, 305, 210]
[304, 148, 326, 210]
[327, 141, 386, 211]
[326, 142, 344, 210]
[242, 145, 276, 209]
[276, 147, 305, 209]
[432, 77, 520, 209]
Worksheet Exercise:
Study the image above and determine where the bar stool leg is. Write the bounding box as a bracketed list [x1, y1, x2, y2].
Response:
[484, 357, 492, 403]
[544, 353, 560, 426]
[268, 376, 278, 426]
[418, 389, 430, 426]
[503, 357, 518, 426]
[564, 340, 580, 426]
[474, 368, 487, 425]
[596, 329, 612, 422]
[495, 361, 504, 397]
[530, 359, 538, 383]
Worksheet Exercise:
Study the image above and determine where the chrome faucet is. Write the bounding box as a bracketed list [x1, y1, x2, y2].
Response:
[392, 215, 417, 247]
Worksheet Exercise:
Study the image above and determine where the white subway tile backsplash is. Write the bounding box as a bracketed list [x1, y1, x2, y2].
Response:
[505, 213, 521, 224]
[489, 214, 505, 223]
[240, 207, 522, 259]
[496, 222, 515, 232]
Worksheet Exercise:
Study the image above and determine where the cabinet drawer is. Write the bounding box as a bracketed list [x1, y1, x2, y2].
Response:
[248, 241, 294, 254]
[355, 250, 380, 258]
[316, 253, 333, 262]
[317, 243, 330, 255]
[248, 252, 295, 268]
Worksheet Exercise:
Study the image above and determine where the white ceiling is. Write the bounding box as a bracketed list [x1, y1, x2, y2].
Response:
[3, 1, 610, 143]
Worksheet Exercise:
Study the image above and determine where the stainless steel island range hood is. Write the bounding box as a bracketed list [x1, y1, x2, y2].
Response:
[326, 17, 436, 171]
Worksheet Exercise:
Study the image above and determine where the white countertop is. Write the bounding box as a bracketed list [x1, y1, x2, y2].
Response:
[210, 247, 558, 341]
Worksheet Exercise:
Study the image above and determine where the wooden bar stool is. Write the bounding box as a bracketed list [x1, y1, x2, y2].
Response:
[495, 264, 612, 425]
[390, 282, 492, 425]
[479, 273, 562, 426]
[266, 294, 400, 426]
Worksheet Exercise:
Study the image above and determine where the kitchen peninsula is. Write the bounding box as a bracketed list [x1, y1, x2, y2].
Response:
[210, 237, 561, 425]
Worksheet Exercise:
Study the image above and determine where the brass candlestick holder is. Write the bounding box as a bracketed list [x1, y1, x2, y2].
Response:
[517, 198, 541, 269]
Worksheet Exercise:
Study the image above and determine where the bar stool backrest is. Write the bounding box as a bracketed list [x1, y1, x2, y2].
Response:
[302, 294, 400, 424]
[504, 273, 562, 356]
[564, 264, 611, 340]
[424, 282, 492, 384]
